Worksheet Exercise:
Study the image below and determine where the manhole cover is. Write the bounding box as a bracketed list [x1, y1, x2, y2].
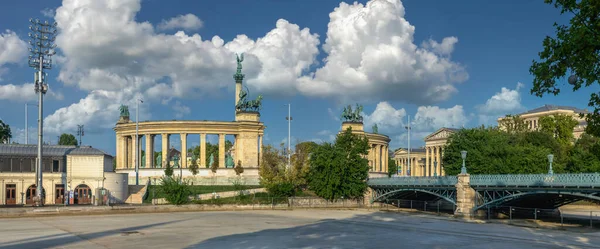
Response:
[121, 231, 140, 236]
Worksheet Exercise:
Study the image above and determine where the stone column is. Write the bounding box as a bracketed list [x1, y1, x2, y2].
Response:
[218, 134, 225, 168]
[118, 136, 126, 169]
[145, 134, 153, 168]
[127, 136, 133, 169]
[436, 146, 442, 176]
[425, 147, 430, 177]
[181, 133, 187, 168]
[384, 146, 388, 173]
[200, 133, 206, 168]
[440, 147, 445, 176]
[258, 135, 263, 166]
[161, 133, 169, 168]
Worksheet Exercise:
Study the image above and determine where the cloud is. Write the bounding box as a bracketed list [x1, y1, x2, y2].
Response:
[363, 102, 406, 133]
[362, 101, 467, 148]
[11, 127, 38, 144]
[157, 13, 203, 31]
[41, 8, 55, 18]
[172, 101, 190, 118]
[477, 82, 525, 125]
[0, 83, 64, 101]
[296, 0, 468, 104]
[327, 108, 340, 121]
[0, 30, 28, 80]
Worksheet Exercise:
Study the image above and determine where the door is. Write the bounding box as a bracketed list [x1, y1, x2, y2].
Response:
[75, 185, 91, 204]
[5, 184, 16, 205]
[25, 185, 45, 205]
[55, 184, 65, 204]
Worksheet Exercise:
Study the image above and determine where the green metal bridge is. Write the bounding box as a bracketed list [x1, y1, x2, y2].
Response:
[368, 173, 600, 210]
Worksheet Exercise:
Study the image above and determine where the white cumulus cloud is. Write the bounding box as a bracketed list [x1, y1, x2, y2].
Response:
[158, 13, 204, 31]
[297, 0, 468, 104]
[363, 102, 406, 133]
[0, 83, 64, 101]
[0, 30, 28, 80]
[477, 82, 525, 125]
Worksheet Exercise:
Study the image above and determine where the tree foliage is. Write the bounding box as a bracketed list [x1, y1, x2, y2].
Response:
[566, 134, 600, 173]
[0, 120, 12, 144]
[530, 0, 600, 136]
[388, 157, 397, 177]
[498, 114, 529, 134]
[160, 176, 191, 205]
[164, 161, 174, 177]
[188, 157, 199, 176]
[58, 133, 78, 146]
[234, 160, 244, 175]
[258, 144, 291, 196]
[538, 114, 579, 146]
[443, 127, 561, 175]
[308, 127, 370, 201]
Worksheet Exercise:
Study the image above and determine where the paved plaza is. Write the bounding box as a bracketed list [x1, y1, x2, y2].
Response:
[0, 210, 599, 249]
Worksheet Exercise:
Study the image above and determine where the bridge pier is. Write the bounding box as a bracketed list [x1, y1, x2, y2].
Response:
[454, 173, 476, 219]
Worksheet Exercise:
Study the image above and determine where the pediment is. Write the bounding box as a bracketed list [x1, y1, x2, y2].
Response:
[424, 127, 457, 141]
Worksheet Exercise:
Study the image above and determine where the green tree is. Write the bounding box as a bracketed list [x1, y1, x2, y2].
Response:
[234, 160, 244, 175]
[538, 114, 579, 146]
[308, 127, 370, 201]
[258, 145, 286, 190]
[388, 157, 397, 177]
[289, 141, 318, 189]
[160, 176, 191, 205]
[164, 161, 174, 177]
[498, 114, 528, 134]
[189, 156, 199, 176]
[58, 133, 78, 146]
[530, 0, 600, 137]
[443, 127, 558, 175]
[566, 134, 600, 172]
[0, 120, 12, 144]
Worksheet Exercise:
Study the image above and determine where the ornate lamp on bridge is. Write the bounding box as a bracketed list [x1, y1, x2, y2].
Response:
[433, 160, 438, 177]
[460, 150, 467, 174]
[547, 154, 554, 175]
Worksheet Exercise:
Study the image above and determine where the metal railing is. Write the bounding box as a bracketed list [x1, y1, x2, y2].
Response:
[483, 205, 600, 229]
[470, 173, 600, 188]
[368, 176, 458, 187]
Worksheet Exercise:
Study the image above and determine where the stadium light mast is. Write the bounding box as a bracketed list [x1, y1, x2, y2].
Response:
[77, 125, 84, 146]
[28, 18, 57, 207]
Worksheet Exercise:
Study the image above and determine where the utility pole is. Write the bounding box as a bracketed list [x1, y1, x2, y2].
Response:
[28, 18, 57, 207]
[135, 98, 143, 185]
[77, 125, 84, 146]
[405, 115, 411, 176]
[284, 104, 292, 168]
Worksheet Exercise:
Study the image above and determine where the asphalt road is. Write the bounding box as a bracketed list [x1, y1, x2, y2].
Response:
[0, 210, 599, 249]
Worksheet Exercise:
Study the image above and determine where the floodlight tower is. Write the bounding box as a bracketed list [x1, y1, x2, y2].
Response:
[28, 18, 58, 206]
[77, 125, 84, 146]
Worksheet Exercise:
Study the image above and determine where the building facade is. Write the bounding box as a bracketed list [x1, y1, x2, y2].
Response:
[497, 104, 588, 139]
[393, 148, 425, 176]
[339, 122, 391, 178]
[0, 144, 128, 206]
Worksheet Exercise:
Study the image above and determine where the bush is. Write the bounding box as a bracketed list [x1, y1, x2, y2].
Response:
[211, 159, 218, 173]
[234, 160, 244, 175]
[267, 181, 296, 197]
[164, 161, 173, 177]
[160, 176, 191, 205]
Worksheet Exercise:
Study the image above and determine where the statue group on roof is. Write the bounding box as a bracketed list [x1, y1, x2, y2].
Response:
[341, 104, 364, 123]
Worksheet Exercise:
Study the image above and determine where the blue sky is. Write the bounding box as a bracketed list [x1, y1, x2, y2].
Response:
[0, 0, 595, 155]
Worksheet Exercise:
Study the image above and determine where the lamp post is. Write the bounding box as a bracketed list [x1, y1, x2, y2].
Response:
[405, 115, 411, 176]
[433, 160, 438, 177]
[135, 98, 143, 185]
[460, 150, 467, 174]
[28, 18, 57, 207]
[284, 104, 292, 168]
[547, 154, 554, 175]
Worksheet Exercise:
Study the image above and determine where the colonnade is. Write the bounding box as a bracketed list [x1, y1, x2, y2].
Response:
[116, 133, 263, 169]
[424, 145, 445, 176]
[370, 144, 389, 173]
[396, 157, 420, 176]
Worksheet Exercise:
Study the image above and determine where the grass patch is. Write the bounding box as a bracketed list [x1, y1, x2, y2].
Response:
[144, 185, 261, 203]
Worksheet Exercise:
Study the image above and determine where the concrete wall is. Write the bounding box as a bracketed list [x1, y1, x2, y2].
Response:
[118, 168, 260, 185]
[103, 172, 129, 203]
[103, 155, 113, 172]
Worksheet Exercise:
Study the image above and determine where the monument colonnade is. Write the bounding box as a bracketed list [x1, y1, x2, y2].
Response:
[114, 120, 264, 170]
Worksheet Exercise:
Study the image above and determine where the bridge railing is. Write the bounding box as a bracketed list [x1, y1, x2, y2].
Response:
[470, 173, 600, 188]
[368, 176, 458, 187]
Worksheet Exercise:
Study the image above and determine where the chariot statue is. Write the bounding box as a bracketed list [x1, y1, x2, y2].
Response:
[119, 104, 130, 117]
[341, 104, 364, 123]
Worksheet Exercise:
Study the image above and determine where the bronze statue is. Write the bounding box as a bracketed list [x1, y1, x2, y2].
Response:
[225, 152, 234, 168]
[156, 154, 162, 168]
[372, 124, 378, 134]
[341, 104, 363, 122]
[119, 105, 130, 117]
[236, 53, 244, 74]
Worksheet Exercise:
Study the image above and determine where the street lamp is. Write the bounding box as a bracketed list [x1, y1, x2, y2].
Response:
[135, 98, 143, 185]
[460, 150, 467, 174]
[284, 104, 292, 168]
[433, 160, 438, 177]
[547, 154, 554, 175]
[28, 18, 57, 207]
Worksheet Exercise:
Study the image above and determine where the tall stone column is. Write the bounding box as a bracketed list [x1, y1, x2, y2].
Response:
[127, 136, 133, 169]
[200, 133, 206, 168]
[145, 134, 154, 168]
[425, 146, 430, 177]
[384, 146, 388, 173]
[219, 134, 225, 168]
[137, 135, 143, 169]
[436, 146, 442, 176]
[161, 133, 169, 168]
[181, 133, 187, 168]
[441, 148, 446, 176]
[258, 135, 263, 166]
[455, 173, 475, 218]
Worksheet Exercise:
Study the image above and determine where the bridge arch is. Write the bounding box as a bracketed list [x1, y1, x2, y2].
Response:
[474, 191, 600, 210]
[373, 188, 457, 205]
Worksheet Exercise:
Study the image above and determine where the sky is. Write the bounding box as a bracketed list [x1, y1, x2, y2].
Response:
[0, 0, 596, 156]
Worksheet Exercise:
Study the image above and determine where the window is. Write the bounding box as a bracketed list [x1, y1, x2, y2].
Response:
[53, 160, 60, 172]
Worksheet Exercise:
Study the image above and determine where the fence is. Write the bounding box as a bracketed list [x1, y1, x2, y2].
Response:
[481, 206, 600, 228]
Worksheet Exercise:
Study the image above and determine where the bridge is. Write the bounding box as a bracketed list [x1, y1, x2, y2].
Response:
[367, 173, 600, 217]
